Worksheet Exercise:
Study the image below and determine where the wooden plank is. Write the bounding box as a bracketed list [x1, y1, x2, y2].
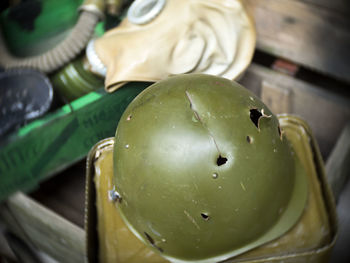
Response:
[261, 81, 293, 114]
[330, 176, 350, 263]
[0, 224, 17, 262]
[4, 232, 43, 263]
[240, 63, 350, 158]
[246, 0, 350, 83]
[0, 192, 85, 263]
[30, 161, 86, 228]
[298, 0, 350, 16]
[326, 122, 350, 201]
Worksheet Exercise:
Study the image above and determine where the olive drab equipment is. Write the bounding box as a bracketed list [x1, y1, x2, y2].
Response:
[85, 74, 336, 263]
[112, 74, 308, 262]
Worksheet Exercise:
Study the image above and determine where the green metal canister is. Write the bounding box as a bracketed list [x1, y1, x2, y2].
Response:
[51, 56, 104, 102]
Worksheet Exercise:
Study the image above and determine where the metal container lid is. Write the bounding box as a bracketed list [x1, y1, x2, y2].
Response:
[0, 69, 53, 138]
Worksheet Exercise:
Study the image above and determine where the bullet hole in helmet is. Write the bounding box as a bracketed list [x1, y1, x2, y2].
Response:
[246, 136, 252, 144]
[217, 155, 227, 166]
[144, 232, 155, 244]
[201, 212, 210, 221]
[126, 114, 132, 121]
[250, 108, 262, 128]
[144, 232, 164, 252]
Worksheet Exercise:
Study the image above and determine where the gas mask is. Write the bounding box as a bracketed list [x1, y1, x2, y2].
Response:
[86, 0, 255, 92]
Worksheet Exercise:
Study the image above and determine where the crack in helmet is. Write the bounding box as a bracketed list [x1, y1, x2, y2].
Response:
[112, 74, 308, 263]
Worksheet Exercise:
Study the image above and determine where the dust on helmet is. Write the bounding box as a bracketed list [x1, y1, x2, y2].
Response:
[112, 74, 308, 263]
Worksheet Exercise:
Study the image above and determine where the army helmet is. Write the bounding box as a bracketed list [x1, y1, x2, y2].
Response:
[112, 74, 308, 263]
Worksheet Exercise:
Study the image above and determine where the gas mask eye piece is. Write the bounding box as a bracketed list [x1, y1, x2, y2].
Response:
[127, 0, 166, 24]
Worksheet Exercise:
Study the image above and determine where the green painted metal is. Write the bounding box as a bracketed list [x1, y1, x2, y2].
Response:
[0, 0, 83, 57]
[0, 82, 150, 201]
[85, 115, 337, 262]
[113, 74, 308, 262]
[51, 56, 104, 101]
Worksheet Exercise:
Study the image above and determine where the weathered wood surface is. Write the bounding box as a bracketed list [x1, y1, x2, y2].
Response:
[0, 223, 17, 262]
[240, 63, 350, 158]
[246, 0, 350, 83]
[0, 192, 85, 263]
[299, 0, 350, 16]
[326, 122, 350, 201]
[30, 162, 86, 228]
[4, 232, 43, 263]
[330, 175, 350, 263]
[261, 81, 293, 113]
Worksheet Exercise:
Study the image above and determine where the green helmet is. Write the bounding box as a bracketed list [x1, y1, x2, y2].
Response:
[113, 74, 308, 263]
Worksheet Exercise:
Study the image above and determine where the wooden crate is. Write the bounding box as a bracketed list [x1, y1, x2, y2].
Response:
[1, 0, 350, 262]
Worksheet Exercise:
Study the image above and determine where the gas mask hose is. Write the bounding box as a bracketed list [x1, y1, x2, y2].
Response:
[0, 0, 105, 73]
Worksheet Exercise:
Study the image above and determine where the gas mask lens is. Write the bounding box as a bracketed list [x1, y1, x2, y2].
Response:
[127, 0, 166, 24]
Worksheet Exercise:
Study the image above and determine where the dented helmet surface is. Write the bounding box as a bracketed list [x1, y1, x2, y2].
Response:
[113, 74, 307, 263]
